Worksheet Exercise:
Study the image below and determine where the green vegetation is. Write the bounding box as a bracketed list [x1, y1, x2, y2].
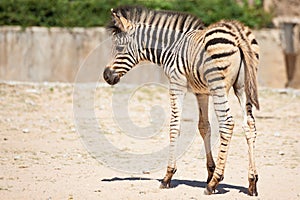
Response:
[0, 0, 272, 28]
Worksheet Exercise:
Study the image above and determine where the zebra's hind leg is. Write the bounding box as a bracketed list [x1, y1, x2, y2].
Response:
[234, 86, 258, 196]
[204, 86, 234, 195]
[195, 93, 215, 183]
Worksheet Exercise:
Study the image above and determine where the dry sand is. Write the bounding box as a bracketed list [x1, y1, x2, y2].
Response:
[0, 82, 299, 200]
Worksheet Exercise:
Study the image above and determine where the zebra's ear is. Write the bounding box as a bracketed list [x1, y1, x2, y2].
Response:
[111, 8, 132, 32]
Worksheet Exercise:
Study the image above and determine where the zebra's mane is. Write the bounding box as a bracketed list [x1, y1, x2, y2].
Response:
[107, 6, 205, 34]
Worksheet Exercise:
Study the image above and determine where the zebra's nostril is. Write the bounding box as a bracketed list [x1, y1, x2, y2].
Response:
[103, 67, 111, 82]
[113, 74, 120, 84]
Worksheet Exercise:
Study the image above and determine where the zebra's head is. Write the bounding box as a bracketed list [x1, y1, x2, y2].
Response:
[103, 7, 140, 85]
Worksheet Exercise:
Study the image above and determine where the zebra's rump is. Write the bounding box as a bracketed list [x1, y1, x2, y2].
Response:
[184, 20, 259, 97]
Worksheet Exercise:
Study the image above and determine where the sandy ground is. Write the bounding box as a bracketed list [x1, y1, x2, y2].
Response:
[0, 81, 299, 200]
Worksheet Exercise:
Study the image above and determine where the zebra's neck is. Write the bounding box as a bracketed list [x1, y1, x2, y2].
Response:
[136, 24, 190, 67]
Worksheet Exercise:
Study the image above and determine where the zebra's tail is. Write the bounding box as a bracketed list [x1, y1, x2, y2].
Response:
[237, 23, 260, 110]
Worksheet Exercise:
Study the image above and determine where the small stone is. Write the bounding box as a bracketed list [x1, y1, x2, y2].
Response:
[279, 151, 285, 155]
[142, 170, 150, 174]
[25, 89, 40, 94]
[19, 165, 29, 169]
[25, 99, 35, 106]
[274, 132, 280, 137]
[22, 128, 29, 133]
[68, 194, 73, 200]
[14, 155, 21, 160]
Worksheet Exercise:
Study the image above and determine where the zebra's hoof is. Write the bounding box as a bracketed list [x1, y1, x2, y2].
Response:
[159, 182, 170, 189]
[248, 175, 258, 196]
[204, 186, 214, 195]
[159, 181, 171, 189]
[248, 188, 258, 196]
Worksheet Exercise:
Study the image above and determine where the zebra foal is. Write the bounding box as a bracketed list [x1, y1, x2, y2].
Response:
[103, 6, 259, 196]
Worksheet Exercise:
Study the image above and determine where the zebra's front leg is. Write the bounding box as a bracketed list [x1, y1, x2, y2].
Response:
[204, 89, 234, 195]
[160, 87, 186, 189]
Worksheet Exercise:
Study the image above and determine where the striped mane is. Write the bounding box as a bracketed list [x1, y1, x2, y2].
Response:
[107, 6, 205, 34]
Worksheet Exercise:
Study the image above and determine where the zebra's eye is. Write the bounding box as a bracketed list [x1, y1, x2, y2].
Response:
[116, 45, 125, 52]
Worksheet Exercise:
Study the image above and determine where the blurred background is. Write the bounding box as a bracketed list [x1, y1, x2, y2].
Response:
[0, 0, 299, 88]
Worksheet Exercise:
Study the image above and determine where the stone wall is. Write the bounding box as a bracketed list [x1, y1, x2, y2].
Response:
[0, 26, 108, 82]
[0, 26, 287, 87]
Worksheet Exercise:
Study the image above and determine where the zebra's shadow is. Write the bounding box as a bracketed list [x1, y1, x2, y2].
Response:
[101, 177, 248, 195]
[171, 179, 248, 194]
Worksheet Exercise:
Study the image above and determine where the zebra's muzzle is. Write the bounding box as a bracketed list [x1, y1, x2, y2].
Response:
[103, 67, 120, 85]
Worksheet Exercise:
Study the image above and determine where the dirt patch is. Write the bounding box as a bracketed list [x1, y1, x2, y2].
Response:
[0, 82, 299, 199]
